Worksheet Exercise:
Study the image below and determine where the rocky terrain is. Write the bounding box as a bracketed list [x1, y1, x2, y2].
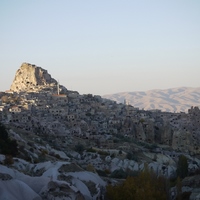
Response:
[0, 155, 105, 200]
[1, 63, 200, 199]
[10, 63, 56, 92]
[103, 87, 200, 113]
[10, 62, 67, 94]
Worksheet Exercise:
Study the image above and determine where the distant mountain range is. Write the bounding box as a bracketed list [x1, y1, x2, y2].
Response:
[103, 87, 200, 113]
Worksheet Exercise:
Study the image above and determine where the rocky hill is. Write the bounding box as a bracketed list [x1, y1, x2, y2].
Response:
[103, 87, 200, 113]
[1, 63, 200, 199]
[10, 63, 67, 93]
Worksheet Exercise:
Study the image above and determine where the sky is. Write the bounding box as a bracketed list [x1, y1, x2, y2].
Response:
[0, 0, 200, 95]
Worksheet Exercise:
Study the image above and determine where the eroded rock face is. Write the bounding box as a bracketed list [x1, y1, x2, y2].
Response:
[172, 130, 194, 153]
[10, 63, 57, 92]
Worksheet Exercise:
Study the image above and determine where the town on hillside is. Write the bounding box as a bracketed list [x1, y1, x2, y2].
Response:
[1, 63, 200, 199]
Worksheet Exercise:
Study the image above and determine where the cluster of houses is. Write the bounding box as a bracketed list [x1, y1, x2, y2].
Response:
[1, 88, 200, 155]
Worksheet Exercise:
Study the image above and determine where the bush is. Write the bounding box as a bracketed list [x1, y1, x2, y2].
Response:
[41, 149, 48, 155]
[98, 150, 109, 156]
[96, 169, 108, 177]
[74, 143, 85, 154]
[0, 123, 18, 156]
[86, 164, 95, 172]
[106, 167, 168, 200]
[4, 155, 14, 165]
[126, 152, 133, 160]
[104, 169, 111, 175]
[38, 153, 46, 162]
[55, 154, 61, 159]
[181, 192, 192, 200]
[86, 147, 96, 153]
[110, 169, 127, 179]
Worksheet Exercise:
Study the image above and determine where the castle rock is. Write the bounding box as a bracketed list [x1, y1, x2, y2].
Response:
[10, 63, 57, 92]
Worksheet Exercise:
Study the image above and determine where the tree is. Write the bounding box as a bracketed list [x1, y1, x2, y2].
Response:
[0, 122, 18, 156]
[126, 152, 133, 160]
[74, 143, 84, 154]
[176, 176, 182, 200]
[176, 155, 188, 179]
[106, 166, 168, 200]
[0, 123, 9, 140]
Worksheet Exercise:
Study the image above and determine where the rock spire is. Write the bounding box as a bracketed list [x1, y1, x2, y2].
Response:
[10, 63, 57, 92]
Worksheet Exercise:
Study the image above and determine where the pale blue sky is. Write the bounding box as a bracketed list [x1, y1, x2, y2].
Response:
[0, 0, 200, 95]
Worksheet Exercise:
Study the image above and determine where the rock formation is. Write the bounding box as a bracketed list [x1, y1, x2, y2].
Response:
[10, 63, 57, 92]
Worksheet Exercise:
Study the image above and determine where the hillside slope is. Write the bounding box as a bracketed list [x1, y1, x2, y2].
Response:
[103, 87, 200, 113]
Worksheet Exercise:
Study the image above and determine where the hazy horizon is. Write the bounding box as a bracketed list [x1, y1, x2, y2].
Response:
[1, 1, 200, 95]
